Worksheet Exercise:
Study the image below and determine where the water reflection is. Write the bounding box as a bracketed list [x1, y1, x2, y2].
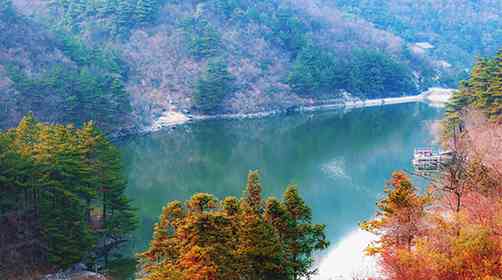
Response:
[315, 229, 378, 280]
[119, 103, 443, 276]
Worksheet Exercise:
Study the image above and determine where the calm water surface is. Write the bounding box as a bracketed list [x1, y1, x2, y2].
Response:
[119, 102, 443, 278]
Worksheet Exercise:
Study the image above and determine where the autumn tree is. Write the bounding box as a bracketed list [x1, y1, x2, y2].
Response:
[369, 48, 502, 280]
[361, 171, 429, 254]
[236, 172, 286, 280]
[139, 170, 328, 280]
[244, 170, 262, 212]
[367, 193, 502, 280]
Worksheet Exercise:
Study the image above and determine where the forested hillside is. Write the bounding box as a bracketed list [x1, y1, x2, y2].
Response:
[334, 0, 502, 81]
[1, 0, 500, 133]
[362, 49, 502, 279]
[445, 49, 502, 126]
[0, 2, 133, 135]
[0, 114, 136, 278]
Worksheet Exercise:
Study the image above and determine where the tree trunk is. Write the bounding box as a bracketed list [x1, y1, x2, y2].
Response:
[455, 191, 461, 212]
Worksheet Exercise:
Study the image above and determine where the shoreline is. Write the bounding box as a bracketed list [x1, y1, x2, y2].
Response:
[145, 88, 455, 134]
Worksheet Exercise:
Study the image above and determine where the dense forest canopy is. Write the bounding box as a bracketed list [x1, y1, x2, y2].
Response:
[335, 0, 502, 62]
[0, 115, 136, 278]
[2, 0, 500, 132]
[0, 5, 132, 134]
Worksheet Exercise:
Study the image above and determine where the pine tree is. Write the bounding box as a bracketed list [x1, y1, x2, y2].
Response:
[222, 196, 239, 216]
[13, 113, 39, 156]
[193, 57, 234, 113]
[98, 0, 117, 16]
[139, 171, 328, 280]
[0, 116, 136, 269]
[361, 171, 430, 254]
[236, 203, 286, 280]
[141, 201, 184, 263]
[84, 122, 136, 264]
[0, 131, 35, 214]
[187, 20, 221, 59]
[280, 185, 329, 280]
[66, 0, 87, 30]
[444, 48, 502, 129]
[244, 170, 262, 213]
[487, 50, 502, 120]
[287, 43, 340, 95]
[237, 176, 286, 280]
[116, 0, 134, 35]
[134, 0, 156, 25]
[0, 0, 13, 16]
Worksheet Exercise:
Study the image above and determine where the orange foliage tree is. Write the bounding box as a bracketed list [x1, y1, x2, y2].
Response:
[362, 170, 502, 280]
[139, 170, 328, 280]
[360, 171, 430, 256]
[364, 50, 502, 279]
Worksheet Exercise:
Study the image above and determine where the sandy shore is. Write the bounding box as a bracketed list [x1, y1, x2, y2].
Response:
[345, 95, 422, 109]
[151, 111, 190, 131]
[148, 88, 456, 132]
[421, 87, 455, 104]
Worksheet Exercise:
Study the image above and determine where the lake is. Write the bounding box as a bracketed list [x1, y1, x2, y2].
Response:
[120, 102, 443, 279]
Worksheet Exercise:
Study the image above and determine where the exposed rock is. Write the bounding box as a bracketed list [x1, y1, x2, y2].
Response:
[41, 271, 107, 280]
[41, 264, 107, 280]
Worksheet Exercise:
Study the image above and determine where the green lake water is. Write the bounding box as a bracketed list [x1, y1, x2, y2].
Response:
[119, 102, 443, 278]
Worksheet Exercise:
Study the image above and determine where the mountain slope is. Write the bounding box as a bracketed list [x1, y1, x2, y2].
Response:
[0, 3, 134, 134]
[2, 0, 500, 133]
[333, 0, 502, 81]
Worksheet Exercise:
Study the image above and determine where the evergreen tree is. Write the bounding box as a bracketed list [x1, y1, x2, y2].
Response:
[236, 202, 286, 280]
[288, 43, 340, 95]
[5, 33, 131, 134]
[139, 171, 328, 280]
[134, 0, 156, 25]
[98, 0, 118, 16]
[361, 171, 430, 254]
[487, 50, 502, 118]
[0, 115, 136, 269]
[67, 0, 87, 20]
[280, 186, 329, 279]
[445, 48, 502, 126]
[348, 49, 416, 98]
[193, 58, 234, 113]
[244, 170, 262, 213]
[236, 171, 286, 279]
[471, 58, 495, 110]
[0, 0, 13, 17]
[139, 201, 184, 279]
[185, 19, 221, 59]
[116, 0, 134, 35]
[272, 8, 307, 56]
